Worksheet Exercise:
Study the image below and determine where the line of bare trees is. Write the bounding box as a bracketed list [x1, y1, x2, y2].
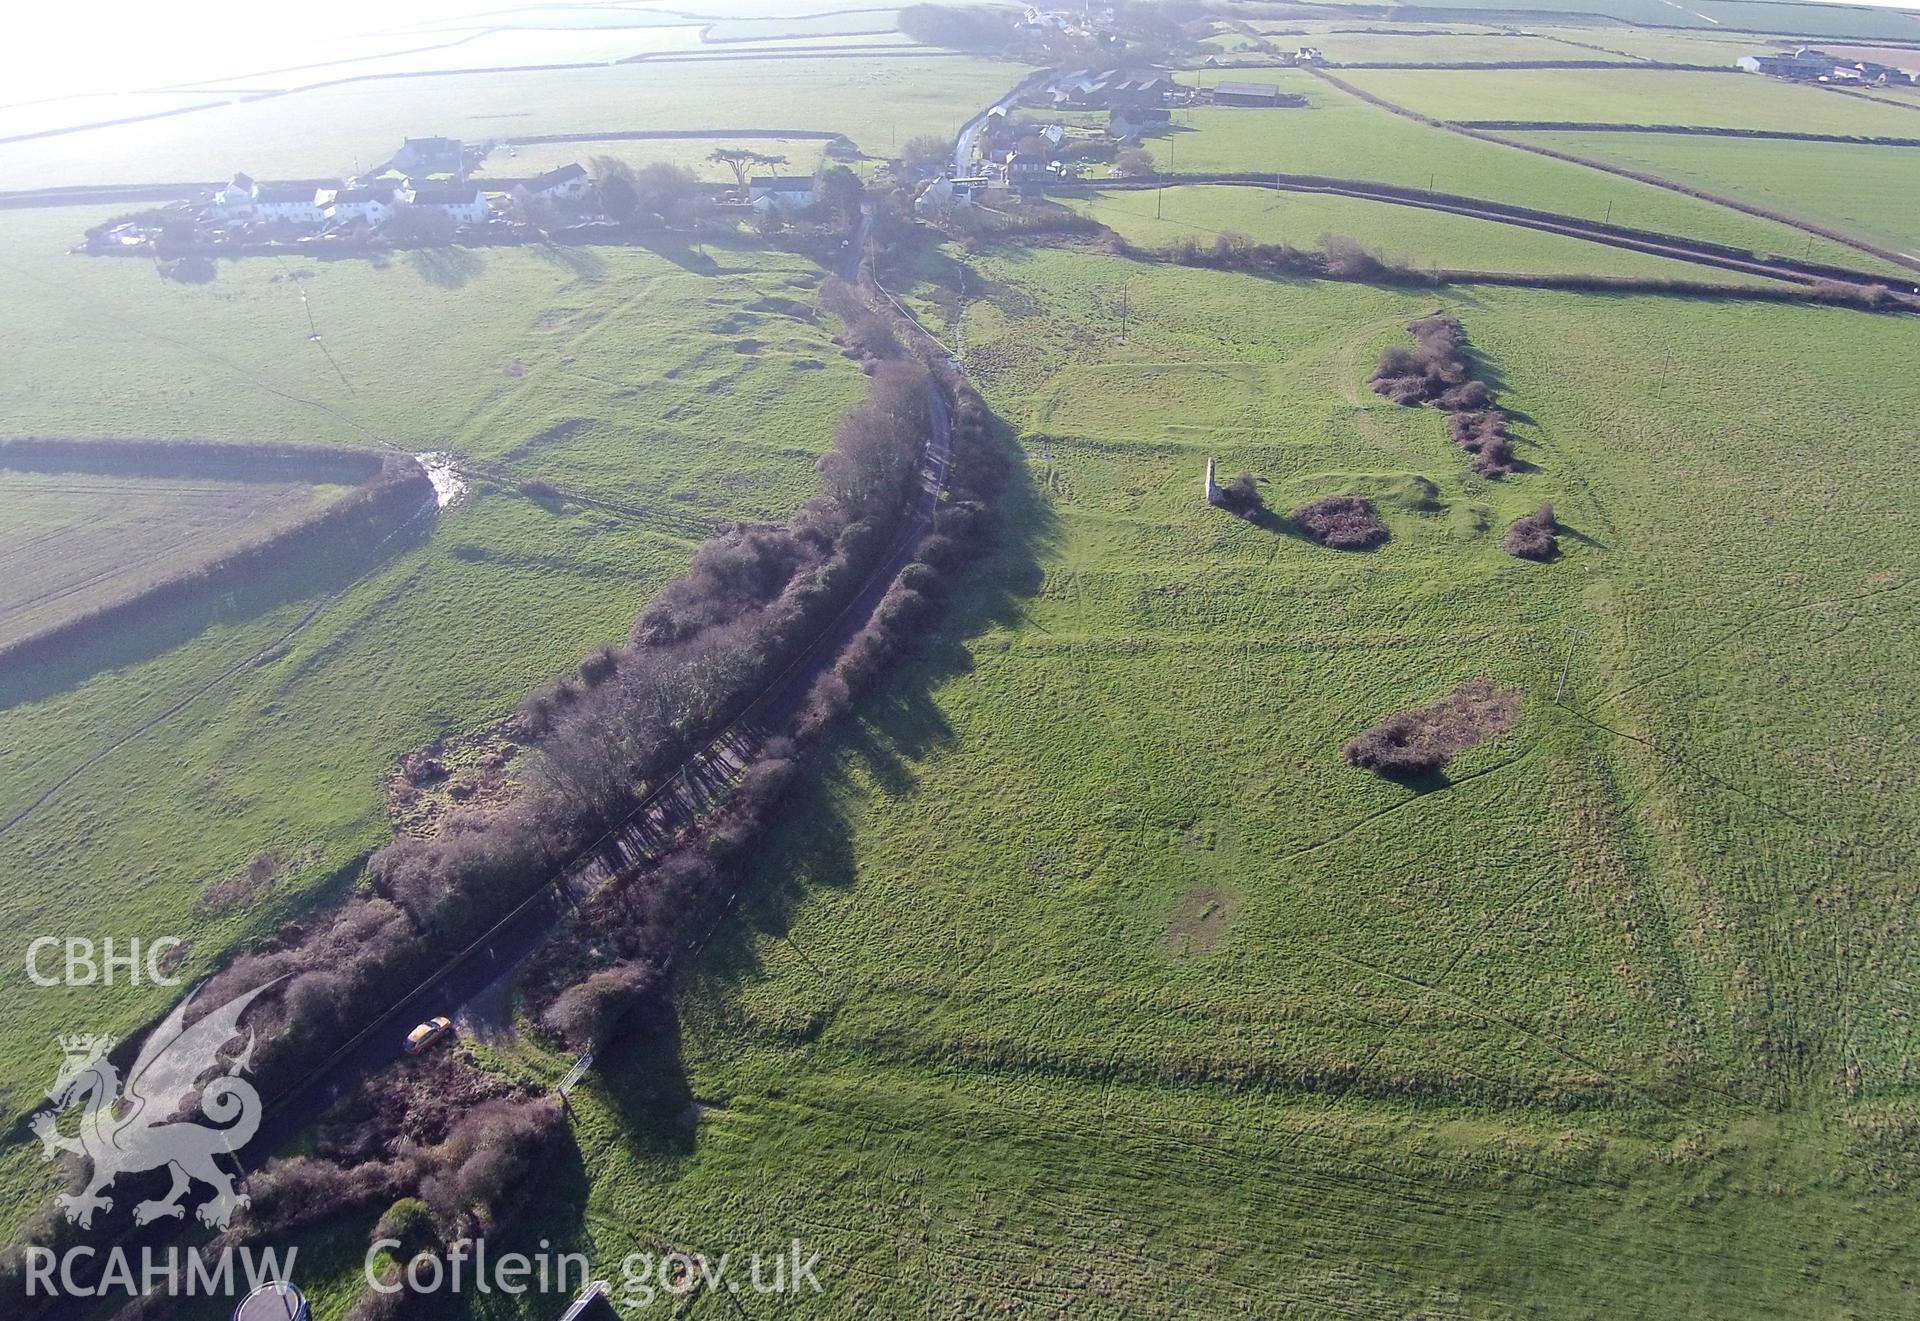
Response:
[0, 280, 952, 1317]
[523, 379, 1008, 1053]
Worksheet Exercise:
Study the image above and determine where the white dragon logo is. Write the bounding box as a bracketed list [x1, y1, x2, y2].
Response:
[31, 980, 280, 1230]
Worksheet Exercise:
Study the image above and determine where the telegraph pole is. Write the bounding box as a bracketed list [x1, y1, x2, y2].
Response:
[1554, 626, 1587, 702]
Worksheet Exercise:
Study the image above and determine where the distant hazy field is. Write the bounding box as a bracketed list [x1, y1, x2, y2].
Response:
[0, 54, 1028, 189]
[472, 135, 834, 184]
[1342, 66, 1920, 136]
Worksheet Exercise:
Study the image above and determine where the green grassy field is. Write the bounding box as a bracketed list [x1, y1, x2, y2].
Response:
[0, 208, 864, 522]
[1342, 66, 1920, 136]
[1159, 71, 1901, 272]
[1066, 183, 1789, 282]
[471, 136, 834, 184]
[1514, 131, 1920, 254]
[0, 54, 1028, 190]
[0, 204, 869, 1235]
[1314, 31, 1640, 63]
[0, 470, 348, 646]
[328, 249, 1920, 1318]
[1307, 0, 1920, 41]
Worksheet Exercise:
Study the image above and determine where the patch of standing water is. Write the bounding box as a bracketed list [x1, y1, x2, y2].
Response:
[415, 452, 468, 509]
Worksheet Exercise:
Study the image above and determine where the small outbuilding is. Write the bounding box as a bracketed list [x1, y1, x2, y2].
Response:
[1214, 80, 1282, 107]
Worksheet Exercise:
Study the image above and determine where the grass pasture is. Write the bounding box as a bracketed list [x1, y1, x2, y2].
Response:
[0, 54, 1029, 190]
[447, 250, 1920, 1319]
[1341, 66, 1920, 136]
[1304, 0, 1920, 41]
[1066, 183, 1784, 282]
[1158, 71, 1900, 272]
[1513, 131, 1920, 255]
[0, 203, 869, 1234]
[0, 469, 348, 647]
[473, 135, 834, 184]
[1314, 30, 1640, 63]
[0, 207, 866, 524]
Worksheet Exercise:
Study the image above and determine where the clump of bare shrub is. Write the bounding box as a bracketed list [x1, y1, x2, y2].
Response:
[1503, 503, 1559, 560]
[1343, 678, 1521, 778]
[1216, 471, 1265, 518]
[541, 961, 666, 1053]
[1371, 314, 1520, 479]
[1288, 495, 1388, 549]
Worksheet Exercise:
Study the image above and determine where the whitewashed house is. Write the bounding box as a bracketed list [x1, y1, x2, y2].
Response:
[325, 185, 398, 228]
[748, 176, 818, 211]
[216, 172, 258, 217]
[515, 162, 591, 206]
[407, 183, 490, 225]
[253, 182, 330, 225]
[914, 175, 982, 216]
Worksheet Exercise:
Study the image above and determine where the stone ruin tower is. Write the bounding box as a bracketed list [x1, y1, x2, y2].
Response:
[1204, 456, 1222, 506]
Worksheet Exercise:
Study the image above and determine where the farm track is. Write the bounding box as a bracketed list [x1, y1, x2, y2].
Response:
[1062, 174, 1907, 290]
[1304, 66, 1920, 275]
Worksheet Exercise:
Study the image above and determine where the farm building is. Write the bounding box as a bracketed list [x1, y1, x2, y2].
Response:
[1108, 106, 1169, 141]
[409, 183, 489, 225]
[253, 183, 331, 225]
[516, 162, 591, 205]
[1737, 47, 1839, 78]
[394, 136, 465, 176]
[1047, 68, 1180, 109]
[749, 176, 818, 210]
[325, 185, 398, 227]
[1213, 80, 1282, 106]
[216, 172, 258, 216]
[1005, 150, 1052, 192]
[914, 175, 984, 215]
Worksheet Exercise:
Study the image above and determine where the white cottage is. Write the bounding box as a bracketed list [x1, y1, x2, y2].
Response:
[325, 185, 398, 227]
[515, 162, 591, 206]
[407, 183, 490, 226]
[748, 176, 818, 211]
[253, 182, 330, 225]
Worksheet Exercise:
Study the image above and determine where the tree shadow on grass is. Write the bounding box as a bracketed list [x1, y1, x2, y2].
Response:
[1558, 520, 1609, 551]
[406, 245, 485, 290]
[0, 510, 434, 715]
[586, 400, 1059, 1166]
[530, 241, 608, 280]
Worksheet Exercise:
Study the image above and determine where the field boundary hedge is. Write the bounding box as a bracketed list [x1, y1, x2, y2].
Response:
[1058, 174, 1906, 287]
[0, 441, 430, 671]
[1042, 227, 1914, 312]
